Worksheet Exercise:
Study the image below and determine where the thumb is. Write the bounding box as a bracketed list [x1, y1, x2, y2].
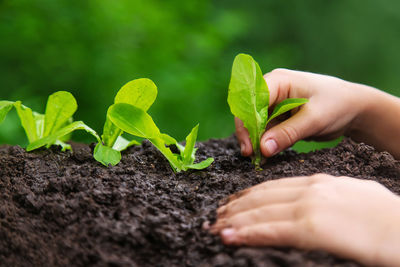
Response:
[260, 106, 320, 157]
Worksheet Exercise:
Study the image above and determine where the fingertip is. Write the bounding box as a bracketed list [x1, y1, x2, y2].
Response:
[240, 141, 252, 157]
[221, 228, 237, 244]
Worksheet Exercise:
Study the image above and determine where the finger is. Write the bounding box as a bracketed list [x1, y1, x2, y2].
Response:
[264, 68, 312, 107]
[260, 104, 323, 157]
[220, 222, 300, 247]
[234, 117, 253, 156]
[217, 188, 302, 219]
[225, 176, 314, 203]
[213, 203, 297, 233]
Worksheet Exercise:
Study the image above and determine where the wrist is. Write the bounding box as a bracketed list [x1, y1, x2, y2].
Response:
[344, 83, 380, 139]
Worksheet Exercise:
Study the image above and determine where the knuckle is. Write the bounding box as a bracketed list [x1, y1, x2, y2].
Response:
[301, 212, 322, 237]
[280, 124, 300, 145]
[294, 199, 314, 219]
[272, 68, 290, 75]
[264, 68, 290, 79]
[309, 173, 331, 184]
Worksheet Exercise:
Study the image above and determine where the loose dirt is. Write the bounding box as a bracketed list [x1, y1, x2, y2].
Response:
[0, 136, 398, 266]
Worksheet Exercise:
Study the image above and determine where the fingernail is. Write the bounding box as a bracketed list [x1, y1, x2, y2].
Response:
[221, 228, 236, 243]
[202, 220, 211, 230]
[240, 143, 246, 155]
[264, 139, 278, 156]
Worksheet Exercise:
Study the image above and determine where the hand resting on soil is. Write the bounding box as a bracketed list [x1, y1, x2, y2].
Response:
[212, 174, 400, 267]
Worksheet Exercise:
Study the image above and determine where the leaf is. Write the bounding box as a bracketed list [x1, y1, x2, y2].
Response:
[103, 78, 158, 147]
[112, 135, 140, 151]
[33, 112, 45, 138]
[183, 124, 199, 165]
[27, 121, 100, 151]
[228, 53, 269, 166]
[267, 98, 309, 123]
[94, 143, 122, 166]
[14, 101, 39, 143]
[114, 78, 157, 111]
[184, 157, 214, 170]
[43, 91, 78, 136]
[0, 101, 14, 124]
[160, 133, 178, 146]
[107, 103, 160, 139]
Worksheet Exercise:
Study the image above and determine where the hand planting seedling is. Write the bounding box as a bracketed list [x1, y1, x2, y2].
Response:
[1, 91, 100, 151]
[107, 103, 214, 173]
[93, 78, 156, 166]
[228, 53, 308, 168]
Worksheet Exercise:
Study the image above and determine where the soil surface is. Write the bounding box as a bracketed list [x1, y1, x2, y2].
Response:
[0, 136, 399, 267]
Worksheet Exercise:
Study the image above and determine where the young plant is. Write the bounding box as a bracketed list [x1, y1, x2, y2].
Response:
[228, 53, 308, 168]
[0, 91, 100, 151]
[107, 103, 214, 173]
[93, 78, 156, 166]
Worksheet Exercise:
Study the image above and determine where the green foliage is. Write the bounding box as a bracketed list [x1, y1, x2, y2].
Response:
[2, 92, 100, 151]
[0, 101, 15, 124]
[228, 54, 307, 168]
[1, 0, 400, 153]
[93, 143, 121, 167]
[27, 120, 100, 151]
[108, 103, 214, 172]
[94, 78, 156, 166]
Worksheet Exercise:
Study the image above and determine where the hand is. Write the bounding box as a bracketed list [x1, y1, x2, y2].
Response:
[211, 174, 400, 266]
[236, 68, 400, 158]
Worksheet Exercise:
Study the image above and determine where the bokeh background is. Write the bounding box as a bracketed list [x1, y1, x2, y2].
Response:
[1, 0, 400, 151]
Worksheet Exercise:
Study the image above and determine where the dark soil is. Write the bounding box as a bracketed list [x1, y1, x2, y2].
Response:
[0, 136, 399, 267]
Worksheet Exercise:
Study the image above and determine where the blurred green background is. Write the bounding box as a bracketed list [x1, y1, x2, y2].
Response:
[1, 0, 400, 151]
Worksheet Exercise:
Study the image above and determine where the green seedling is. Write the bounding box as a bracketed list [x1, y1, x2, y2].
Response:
[228, 53, 308, 168]
[108, 103, 214, 172]
[93, 78, 156, 166]
[1, 91, 100, 151]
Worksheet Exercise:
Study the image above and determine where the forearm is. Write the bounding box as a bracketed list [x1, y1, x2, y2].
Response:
[347, 84, 400, 159]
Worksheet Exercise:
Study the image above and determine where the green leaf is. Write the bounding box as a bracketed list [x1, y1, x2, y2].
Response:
[112, 135, 140, 151]
[14, 101, 39, 143]
[43, 91, 78, 136]
[102, 78, 158, 147]
[33, 112, 45, 138]
[0, 101, 14, 124]
[184, 157, 214, 170]
[183, 124, 199, 165]
[107, 103, 160, 139]
[228, 54, 269, 166]
[160, 133, 178, 146]
[114, 78, 157, 111]
[267, 98, 309, 123]
[94, 143, 122, 166]
[27, 121, 100, 151]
